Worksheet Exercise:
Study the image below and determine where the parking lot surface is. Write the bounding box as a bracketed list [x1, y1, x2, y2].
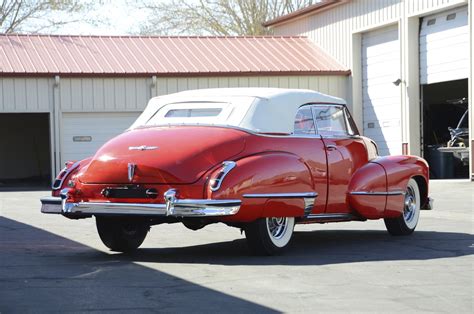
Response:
[0, 180, 473, 313]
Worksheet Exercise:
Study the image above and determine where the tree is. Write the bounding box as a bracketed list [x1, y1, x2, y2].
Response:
[138, 0, 317, 36]
[0, 0, 95, 34]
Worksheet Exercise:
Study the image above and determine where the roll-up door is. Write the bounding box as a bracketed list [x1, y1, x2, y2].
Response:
[419, 6, 469, 85]
[362, 25, 402, 156]
[62, 112, 140, 164]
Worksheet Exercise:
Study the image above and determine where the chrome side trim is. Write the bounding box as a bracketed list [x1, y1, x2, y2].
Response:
[349, 190, 405, 196]
[305, 213, 355, 221]
[243, 192, 318, 198]
[210, 161, 236, 192]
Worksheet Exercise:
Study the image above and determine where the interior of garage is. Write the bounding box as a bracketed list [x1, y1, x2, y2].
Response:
[0, 113, 51, 188]
[422, 79, 469, 179]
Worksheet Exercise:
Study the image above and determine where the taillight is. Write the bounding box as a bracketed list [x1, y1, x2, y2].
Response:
[52, 161, 80, 191]
[209, 161, 236, 191]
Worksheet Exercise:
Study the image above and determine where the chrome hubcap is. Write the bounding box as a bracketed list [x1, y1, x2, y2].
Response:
[267, 217, 288, 240]
[403, 186, 417, 223]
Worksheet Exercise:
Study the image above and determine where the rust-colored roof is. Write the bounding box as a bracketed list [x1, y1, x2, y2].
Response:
[264, 0, 349, 27]
[0, 34, 349, 77]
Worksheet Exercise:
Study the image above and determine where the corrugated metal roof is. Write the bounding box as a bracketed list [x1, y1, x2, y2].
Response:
[0, 34, 350, 76]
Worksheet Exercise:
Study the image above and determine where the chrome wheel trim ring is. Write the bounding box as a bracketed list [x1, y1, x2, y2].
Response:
[403, 179, 420, 229]
[265, 217, 295, 248]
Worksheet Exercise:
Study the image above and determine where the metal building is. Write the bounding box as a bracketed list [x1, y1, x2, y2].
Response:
[0, 35, 349, 185]
[266, 0, 473, 180]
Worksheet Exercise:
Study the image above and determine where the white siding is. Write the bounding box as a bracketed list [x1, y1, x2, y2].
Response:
[0, 78, 53, 112]
[154, 75, 348, 101]
[419, 6, 469, 84]
[59, 78, 151, 112]
[273, 0, 468, 68]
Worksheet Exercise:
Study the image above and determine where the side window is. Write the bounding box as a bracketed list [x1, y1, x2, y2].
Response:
[294, 107, 316, 135]
[312, 105, 348, 137]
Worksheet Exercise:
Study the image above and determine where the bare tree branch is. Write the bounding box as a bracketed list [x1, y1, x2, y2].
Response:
[0, 0, 96, 34]
[137, 0, 316, 36]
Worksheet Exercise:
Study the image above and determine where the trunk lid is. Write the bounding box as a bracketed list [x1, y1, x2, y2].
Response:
[79, 126, 246, 184]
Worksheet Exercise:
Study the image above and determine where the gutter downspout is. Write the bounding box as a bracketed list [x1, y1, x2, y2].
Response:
[53, 75, 61, 177]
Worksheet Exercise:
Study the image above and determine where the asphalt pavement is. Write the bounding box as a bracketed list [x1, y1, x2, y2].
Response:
[0, 180, 472, 313]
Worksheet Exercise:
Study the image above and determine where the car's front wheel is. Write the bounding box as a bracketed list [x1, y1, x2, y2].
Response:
[245, 217, 295, 255]
[384, 178, 421, 236]
[96, 217, 149, 252]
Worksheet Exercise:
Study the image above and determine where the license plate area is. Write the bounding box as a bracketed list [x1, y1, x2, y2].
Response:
[101, 187, 158, 199]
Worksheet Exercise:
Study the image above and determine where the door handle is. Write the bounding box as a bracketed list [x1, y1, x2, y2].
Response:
[326, 145, 337, 151]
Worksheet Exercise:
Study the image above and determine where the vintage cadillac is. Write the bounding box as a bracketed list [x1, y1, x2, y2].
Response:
[41, 88, 432, 255]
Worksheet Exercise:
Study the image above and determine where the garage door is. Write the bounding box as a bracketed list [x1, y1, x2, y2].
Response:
[62, 112, 140, 164]
[362, 25, 401, 156]
[420, 6, 469, 84]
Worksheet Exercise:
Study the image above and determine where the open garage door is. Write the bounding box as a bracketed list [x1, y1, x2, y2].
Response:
[61, 112, 140, 164]
[420, 6, 469, 179]
[0, 113, 51, 187]
[362, 25, 402, 156]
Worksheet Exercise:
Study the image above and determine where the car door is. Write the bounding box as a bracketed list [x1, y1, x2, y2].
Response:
[311, 105, 368, 213]
[293, 106, 328, 214]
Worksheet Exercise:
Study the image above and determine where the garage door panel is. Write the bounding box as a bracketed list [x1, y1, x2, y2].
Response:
[362, 25, 401, 156]
[419, 6, 468, 85]
[62, 112, 140, 164]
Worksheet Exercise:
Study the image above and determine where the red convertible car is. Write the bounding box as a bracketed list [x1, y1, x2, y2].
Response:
[41, 88, 432, 255]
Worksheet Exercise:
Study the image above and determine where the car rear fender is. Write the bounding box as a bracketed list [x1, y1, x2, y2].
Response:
[372, 156, 429, 218]
[208, 152, 314, 222]
[347, 162, 387, 219]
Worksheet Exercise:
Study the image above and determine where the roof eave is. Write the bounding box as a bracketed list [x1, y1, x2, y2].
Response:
[0, 70, 351, 78]
[263, 0, 350, 28]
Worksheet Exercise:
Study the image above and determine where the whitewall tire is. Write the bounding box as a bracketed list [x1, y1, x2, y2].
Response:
[245, 217, 295, 255]
[384, 178, 421, 236]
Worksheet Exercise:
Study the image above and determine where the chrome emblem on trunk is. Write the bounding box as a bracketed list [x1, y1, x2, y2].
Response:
[129, 145, 158, 151]
[128, 163, 136, 182]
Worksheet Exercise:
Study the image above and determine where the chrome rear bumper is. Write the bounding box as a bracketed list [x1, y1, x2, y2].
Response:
[40, 190, 241, 218]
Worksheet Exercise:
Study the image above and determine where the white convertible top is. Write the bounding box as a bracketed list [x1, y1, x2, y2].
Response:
[130, 88, 346, 134]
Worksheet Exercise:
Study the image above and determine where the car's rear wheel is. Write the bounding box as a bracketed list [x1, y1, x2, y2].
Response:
[384, 178, 421, 236]
[96, 217, 149, 252]
[245, 217, 295, 255]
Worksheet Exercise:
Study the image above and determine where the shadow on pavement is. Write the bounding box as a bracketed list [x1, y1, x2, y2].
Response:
[124, 228, 473, 266]
[0, 217, 277, 313]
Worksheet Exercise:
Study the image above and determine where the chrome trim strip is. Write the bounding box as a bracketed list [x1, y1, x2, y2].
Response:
[128, 145, 158, 151]
[349, 190, 405, 196]
[305, 213, 355, 220]
[243, 192, 318, 198]
[210, 161, 236, 192]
